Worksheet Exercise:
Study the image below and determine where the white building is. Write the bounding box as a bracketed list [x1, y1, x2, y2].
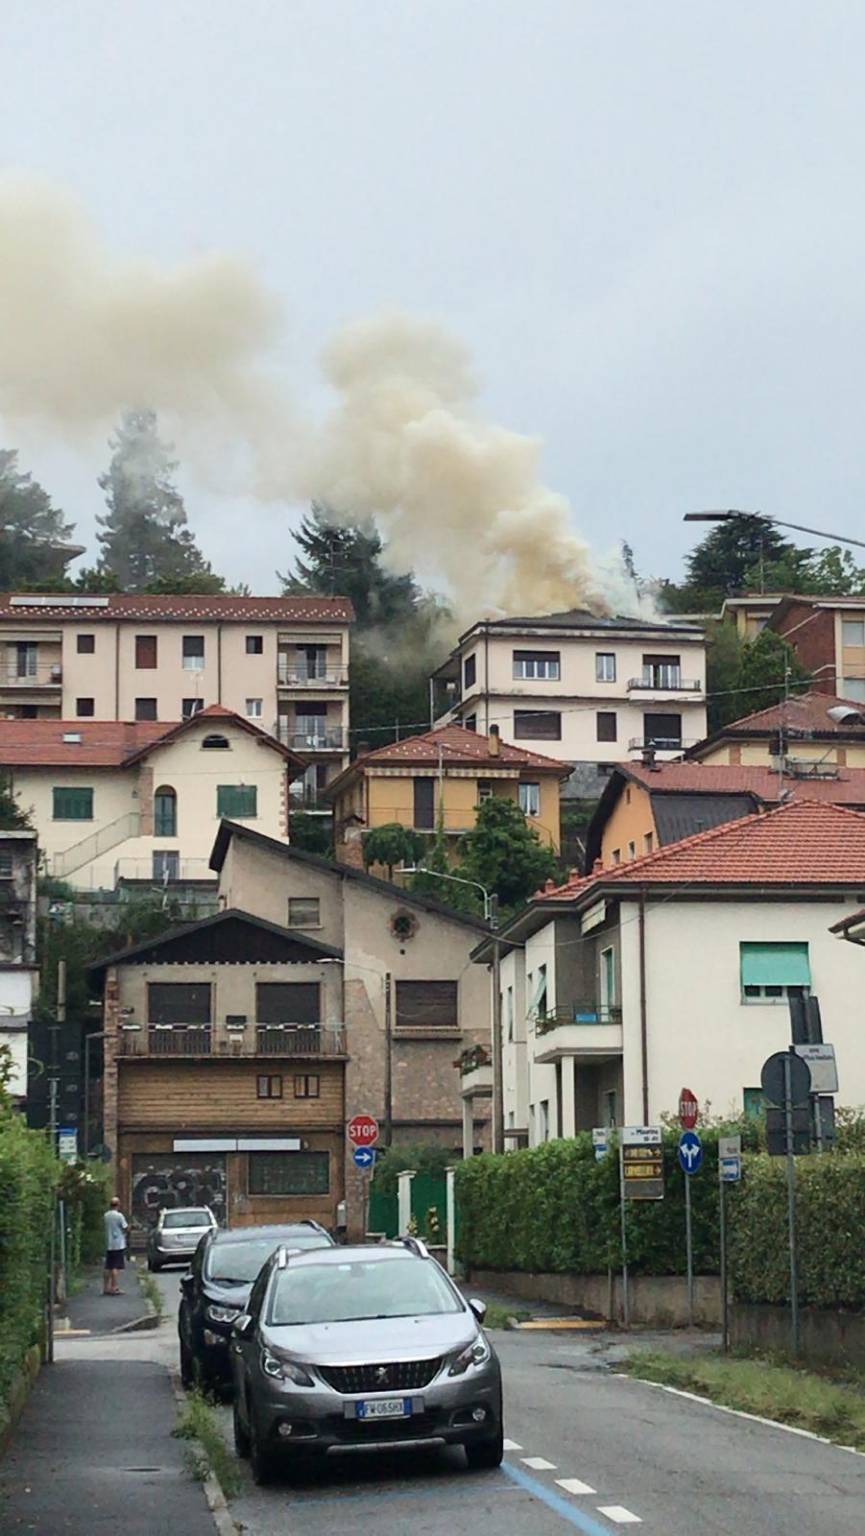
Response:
[0, 830, 37, 1105]
[433, 609, 706, 797]
[473, 800, 865, 1141]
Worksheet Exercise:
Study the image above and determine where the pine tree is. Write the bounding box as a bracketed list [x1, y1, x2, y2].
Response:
[281, 503, 420, 629]
[0, 451, 76, 589]
[96, 410, 221, 591]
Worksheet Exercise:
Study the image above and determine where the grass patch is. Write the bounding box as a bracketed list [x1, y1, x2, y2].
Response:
[624, 1349, 865, 1450]
[483, 1304, 532, 1330]
[138, 1271, 164, 1320]
[174, 1389, 242, 1499]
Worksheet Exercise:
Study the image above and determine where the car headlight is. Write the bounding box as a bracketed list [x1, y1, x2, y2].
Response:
[260, 1348, 314, 1387]
[207, 1304, 240, 1325]
[448, 1334, 491, 1376]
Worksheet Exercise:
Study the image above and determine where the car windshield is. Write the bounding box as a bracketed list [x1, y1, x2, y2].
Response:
[268, 1257, 463, 1326]
[204, 1234, 328, 1284]
[162, 1210, 210, 1229]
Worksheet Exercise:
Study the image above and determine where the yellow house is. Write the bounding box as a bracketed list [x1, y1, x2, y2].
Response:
[688, 691, 865, 768]
[326, 724, 569, 853]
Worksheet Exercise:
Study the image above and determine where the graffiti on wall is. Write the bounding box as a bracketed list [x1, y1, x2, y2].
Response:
[131, 1155, 227, 1230]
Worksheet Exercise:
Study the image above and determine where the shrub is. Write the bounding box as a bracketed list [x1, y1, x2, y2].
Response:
[0, 1111, 57, 1410]
[372, 1141, 455, 1197]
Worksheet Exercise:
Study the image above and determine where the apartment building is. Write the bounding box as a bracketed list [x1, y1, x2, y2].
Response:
[0, 707, 304, 889]
[0, 831, 37, 1107]
[0, 592, 353, 807]
[433, 609, 706, 796]
[767, 595, 865, 703]
[687, 691, 865, 768]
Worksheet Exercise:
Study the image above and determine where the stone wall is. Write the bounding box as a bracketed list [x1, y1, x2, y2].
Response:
[731, 1303, 865, 1368]
[469, 1267, 721, 1328]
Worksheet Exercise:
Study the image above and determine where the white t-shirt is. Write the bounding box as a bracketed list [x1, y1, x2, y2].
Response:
[104, 1210, 128, 1251]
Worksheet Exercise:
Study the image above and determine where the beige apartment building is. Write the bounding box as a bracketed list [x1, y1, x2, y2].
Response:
[0, 592, 353, 808]
[1, 707, 305, 890]
[433, 609, 707, 796]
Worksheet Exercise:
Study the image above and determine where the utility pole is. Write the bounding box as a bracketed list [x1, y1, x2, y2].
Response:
[46, 957, 66, 1365]
[490, 903, 504, 1155]
[383, 971, 393, 1147]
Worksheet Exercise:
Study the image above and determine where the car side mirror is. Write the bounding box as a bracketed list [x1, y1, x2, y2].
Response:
[469, 1298, 487, 1324]
[180, 1273, 194, 1295]
[232, 1314, 253, 1338]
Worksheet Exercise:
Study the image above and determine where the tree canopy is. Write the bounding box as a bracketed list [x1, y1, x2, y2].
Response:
[0, 450, 77, 589]
[662, 513, 865, 612]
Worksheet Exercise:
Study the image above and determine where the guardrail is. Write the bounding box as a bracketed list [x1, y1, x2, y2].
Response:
[627, 676, 703, 692]
[118, 1022, 347, 1057]
[278, 662, 348, 688]
[2, 664, 62, 687]
[535, 1003, 622, 1035]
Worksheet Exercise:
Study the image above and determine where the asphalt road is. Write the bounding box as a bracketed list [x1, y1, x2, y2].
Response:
[154, 1269, 865, 1536]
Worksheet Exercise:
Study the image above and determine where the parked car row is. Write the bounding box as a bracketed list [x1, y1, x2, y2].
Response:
[158, 1207, 503, 1484]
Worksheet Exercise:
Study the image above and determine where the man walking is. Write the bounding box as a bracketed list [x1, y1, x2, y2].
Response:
[103, 1196, 129, 1295]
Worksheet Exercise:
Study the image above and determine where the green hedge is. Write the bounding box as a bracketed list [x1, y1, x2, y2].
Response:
[455, 1128, 758, 1276]
[728, 1151, 865, 1309]
[0, 1111, 57, 1410]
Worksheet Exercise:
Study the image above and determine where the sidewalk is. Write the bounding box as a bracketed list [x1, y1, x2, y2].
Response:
[60, 1263, 152, 1336]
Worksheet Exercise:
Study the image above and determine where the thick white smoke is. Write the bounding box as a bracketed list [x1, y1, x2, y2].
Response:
[0, 176, 647, 620]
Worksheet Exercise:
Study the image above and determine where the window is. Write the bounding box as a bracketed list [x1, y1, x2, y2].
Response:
[13, 643, 36, 678]
[154, 785, 177, 837]
[463, 653, 476, 689]
[76, 697, 94, 717]
[611, 848, 621, 865]
[528, 965, 548, 1019]
[296, 646, 327, 681]
[464, 714, 477, 733]
[506, 984, 514, 1042]
[77, 634, 95, 655]
[182, 698, 204, 719]
[135, 698, 157, 721]
[153, 851, 179, 883]
[182, 635, 205, 669]
[600, 947, 615, 1009]
[217, 784, 257, 818]
[135, 635, 157, 669]
[743, 1087, 766, 1119]
[842, 620, 865, 647]
[627, 841, 636, 860]
[538, 1100, 550, 1142]
[52, 787, 93, 821]
[513, 710, 561, 740]
[246, 699, 263, 719]
[413, 777, 435, 830]
[148, 982, 211, 1024]
[642, 653, 682, 688]
[288, 897, 321, 928]
[477, 780, 494, 803]
[0, 852, 13, 879]
[519, 782, 540, 817]
[595, 652, 616, 682]
[513, 649, 561, 680]
[246, 635, 264, 655]
[596, 711, 617, 742]
[248, 1151, 329, 1196]
[644, 831, 654, 854]
[643, 712, 682, 748]
[841, 678, 865, 703]
[395, 980, 458, 1029]
[604, 1090, 618, 1128]
[257, 1075, 283, 1099]
[256, 982, 320, 1024]
[294, 1074, 320, 1099]
[202, 733, 230, 749]
[740, 942, 810, 1003]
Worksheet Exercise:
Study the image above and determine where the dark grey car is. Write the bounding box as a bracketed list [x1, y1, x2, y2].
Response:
[230, 1239, 503, 1483]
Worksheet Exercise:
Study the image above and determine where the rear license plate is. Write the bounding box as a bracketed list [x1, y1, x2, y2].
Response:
[356, 1398, 411, 1420]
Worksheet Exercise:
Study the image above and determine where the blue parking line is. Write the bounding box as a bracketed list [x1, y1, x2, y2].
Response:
[502, 1461, 616, 1536]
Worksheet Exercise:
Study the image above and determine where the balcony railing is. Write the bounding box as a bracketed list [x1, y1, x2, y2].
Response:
[276, 723, 347, 751]
[627, 737, 696, 755]
[118, 1022, 346, 1057]
[536, 1003, 622, 1036]
[114, 857, 216, 884]
[2, 663, 62, 688]
[278, 660, 348, 688]
[627, 675, 703, 693]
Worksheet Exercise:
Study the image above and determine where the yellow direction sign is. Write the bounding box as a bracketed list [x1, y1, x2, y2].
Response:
[620, 1126, 664, 1200]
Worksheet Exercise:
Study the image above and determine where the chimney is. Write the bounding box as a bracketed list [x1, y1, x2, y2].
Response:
[641, 744, 658, 770]
[488, 724, 501, 757]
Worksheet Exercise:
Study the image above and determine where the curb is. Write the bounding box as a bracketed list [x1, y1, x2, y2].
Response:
[170, 1375, 240, 1536]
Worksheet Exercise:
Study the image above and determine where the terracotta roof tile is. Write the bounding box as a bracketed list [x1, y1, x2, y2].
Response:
[0, 592, 354, 623]
[0, 709, 303, 769]
[622, 760, 865, 805]
[700, 691, 865, 737]
[543, 800, 865, 899]
[351, 724, 570, 774]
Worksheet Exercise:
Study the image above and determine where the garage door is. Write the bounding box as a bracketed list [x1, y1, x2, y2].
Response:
[131, 1154, 227, 1231]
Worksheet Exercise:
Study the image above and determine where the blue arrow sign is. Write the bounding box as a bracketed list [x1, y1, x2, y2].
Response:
[678, 1130, 703, 1175]
[353, 1146, 376, 1171]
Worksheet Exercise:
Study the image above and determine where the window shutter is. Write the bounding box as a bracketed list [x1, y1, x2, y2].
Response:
[740, 943, 811, 988]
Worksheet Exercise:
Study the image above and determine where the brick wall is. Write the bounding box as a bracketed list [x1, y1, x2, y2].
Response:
[775, 602, 836, 693]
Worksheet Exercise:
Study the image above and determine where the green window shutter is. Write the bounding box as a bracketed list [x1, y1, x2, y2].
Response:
[740, 942, 810, 988]
[217, 784, 257, 819]
[53, 787, 94, 820]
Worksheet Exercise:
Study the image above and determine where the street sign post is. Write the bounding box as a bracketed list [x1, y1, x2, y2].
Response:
[678, 1087, 699, 1130]
[619, 1127, 663, 1329]
[760, 1048, 812, 1357]
[57, 1127, 78, 1164]
[677, 1131, 703, 1174]
[718, 1135, 741, 1353]
[347, 1114, 379, 1148]
[793, 1043, 838, 1094]
[352, 1146, 376, 1171]
[592, 1127, 609, 1162]
[677, 1130, 703, 1327]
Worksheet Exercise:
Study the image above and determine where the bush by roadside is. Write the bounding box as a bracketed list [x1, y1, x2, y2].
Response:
[0, 1096, 56, 1416]
[729, 1150, 865, 1309]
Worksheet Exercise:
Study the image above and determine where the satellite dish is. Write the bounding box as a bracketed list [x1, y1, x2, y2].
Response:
[827, 704, 865, 725]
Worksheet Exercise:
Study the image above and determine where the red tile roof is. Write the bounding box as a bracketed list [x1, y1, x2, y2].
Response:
[347, 725, 570, 774]
[622, 760, 865, 805]
[542, 800, 865, 899]
[696, 691, 865, 738]
[0, 706, 302, 769]
[0, 592, 354, 623]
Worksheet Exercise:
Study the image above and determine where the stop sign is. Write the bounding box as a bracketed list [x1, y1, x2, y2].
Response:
[679, 1088, 699, 1130]
[348, 1114, 379, 1147]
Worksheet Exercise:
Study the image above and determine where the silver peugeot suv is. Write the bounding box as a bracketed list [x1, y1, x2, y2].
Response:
[230, 1238, 503, 1483]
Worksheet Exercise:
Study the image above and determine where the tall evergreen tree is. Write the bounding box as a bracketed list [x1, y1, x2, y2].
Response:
[96, 410, 221, 591]
[0, 450, 76, 589]
[281, 503, 420, 629]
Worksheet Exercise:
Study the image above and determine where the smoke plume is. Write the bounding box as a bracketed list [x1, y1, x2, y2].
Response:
[0, 176, 644, 620]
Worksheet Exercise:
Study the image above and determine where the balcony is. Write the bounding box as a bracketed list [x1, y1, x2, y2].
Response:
[278, 659, 348, 689]
[533, 1003, 623, 1064]
[456, 1044, 493, 1099]
[627, 737, 696, 759]
[276, 723, 347, 752]
[117, 1022, 347, 1058]
[1, 663, 62, 689]
[627, 674, 703, 699]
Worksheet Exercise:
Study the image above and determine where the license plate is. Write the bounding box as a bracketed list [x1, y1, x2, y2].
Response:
[356, 1397, 410, 1420]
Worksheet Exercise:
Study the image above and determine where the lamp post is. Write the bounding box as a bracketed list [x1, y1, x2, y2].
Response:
[398, 867, 504, 1155]
[683, 509, 865, 552]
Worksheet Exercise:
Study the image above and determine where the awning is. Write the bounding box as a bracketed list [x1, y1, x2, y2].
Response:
[740, 942, 811, 987]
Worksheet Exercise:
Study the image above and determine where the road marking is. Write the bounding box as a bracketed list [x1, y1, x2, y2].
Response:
[522, 1456, 557, 1470]
[557, 1478, 597, 1496]
[502, 1462, 618, 1535]
[503, 1438, 523, 1451]
[597, 1509, 641, 1525]
[623, 1375, 865, 1459]
[516, 1319, 602, 1331]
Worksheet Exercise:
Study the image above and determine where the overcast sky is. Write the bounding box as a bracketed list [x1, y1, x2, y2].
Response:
[3, 1, 865, 595]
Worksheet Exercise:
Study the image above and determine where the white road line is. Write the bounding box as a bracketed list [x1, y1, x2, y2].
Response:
[556, 1478, 597, 1496]
[521, 1456, 557, 1471]
[503, 1438, 523, 1451]
[620, 1375, 865, 1459]
[597, 1507, 642, 1525]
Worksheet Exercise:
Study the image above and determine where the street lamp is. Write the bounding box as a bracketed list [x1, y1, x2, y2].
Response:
[396, 867, 504, 1155]
[683, 509, 865, 552]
